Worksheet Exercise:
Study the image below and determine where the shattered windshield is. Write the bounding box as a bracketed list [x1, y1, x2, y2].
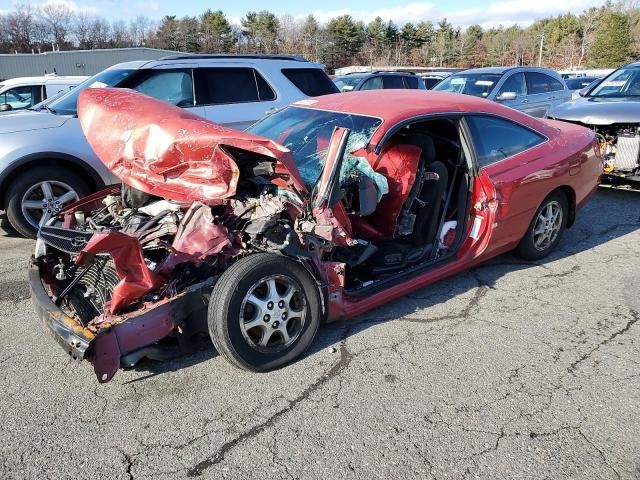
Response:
[588, 67, 640, 97]
[434, 73, 502, 98]
[247, 106, 382, 189]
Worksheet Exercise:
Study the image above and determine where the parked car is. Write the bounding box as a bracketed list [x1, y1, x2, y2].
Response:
[0, 74, 87, 112]
[333, 71, 425, 91]
[29, 88, 601, 382]
[548, 61, 640, 186]
[565, 76, 602, 99]
[0, 54, 338, 238]
[433, 67, 571, 117]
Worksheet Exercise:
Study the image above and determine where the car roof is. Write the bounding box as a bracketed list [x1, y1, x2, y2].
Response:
[457, 66, 560, 75]
[335, 71, 415, 79]
[142, 54, 325, 69]
[298, 90, 553, 140]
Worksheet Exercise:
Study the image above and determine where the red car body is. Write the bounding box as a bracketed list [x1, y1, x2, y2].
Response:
[29, 88, 601, 382]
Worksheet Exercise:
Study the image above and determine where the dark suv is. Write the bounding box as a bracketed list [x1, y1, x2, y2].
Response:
[333, 71, 426, 92]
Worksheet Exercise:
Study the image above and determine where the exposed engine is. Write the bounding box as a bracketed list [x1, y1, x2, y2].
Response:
[37, 183, 300, 328]
[593, 124, 640, 177]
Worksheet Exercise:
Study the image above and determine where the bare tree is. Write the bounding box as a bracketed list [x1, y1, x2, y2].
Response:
[39, 3, 75, 48]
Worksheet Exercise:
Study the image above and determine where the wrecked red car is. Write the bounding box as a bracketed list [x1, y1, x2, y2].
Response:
[29, 88, 602, 382]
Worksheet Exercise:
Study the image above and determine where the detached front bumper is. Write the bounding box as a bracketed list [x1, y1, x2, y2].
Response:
[29, 255, 214, 382]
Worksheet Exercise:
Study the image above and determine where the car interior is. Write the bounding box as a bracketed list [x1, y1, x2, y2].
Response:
[333, 118, 473, 290]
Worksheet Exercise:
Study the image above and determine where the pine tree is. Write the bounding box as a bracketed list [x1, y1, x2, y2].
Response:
[588, 11, 632, 67]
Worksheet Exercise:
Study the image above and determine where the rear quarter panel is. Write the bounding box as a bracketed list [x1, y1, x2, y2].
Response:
[479, 121, 599, 258]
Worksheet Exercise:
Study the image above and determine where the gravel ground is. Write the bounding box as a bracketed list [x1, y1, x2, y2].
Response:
[0, 187, 639, 480]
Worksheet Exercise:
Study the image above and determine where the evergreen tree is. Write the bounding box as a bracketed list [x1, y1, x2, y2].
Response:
[201, 10, 235, 52]
[588, 11, 632, 67]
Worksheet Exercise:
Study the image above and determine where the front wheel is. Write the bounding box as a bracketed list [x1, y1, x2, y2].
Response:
[208, 253, 322, 371]
[516, 191, 568, 260]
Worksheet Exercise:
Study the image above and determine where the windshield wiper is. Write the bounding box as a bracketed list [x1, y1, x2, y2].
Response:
[38, 104, 57, 114]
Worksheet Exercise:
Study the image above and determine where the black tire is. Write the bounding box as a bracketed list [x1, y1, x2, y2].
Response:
[5, 167, 90, 238]
[208, 253, 322, 371]
[516, 190, 568, 261]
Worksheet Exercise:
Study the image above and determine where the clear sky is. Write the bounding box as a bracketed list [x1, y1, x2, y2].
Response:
[3, 0, 605, 28]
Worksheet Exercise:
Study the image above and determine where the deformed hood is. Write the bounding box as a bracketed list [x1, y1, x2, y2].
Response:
[78, 88, 304, 203]
[549, 96, 640, 125]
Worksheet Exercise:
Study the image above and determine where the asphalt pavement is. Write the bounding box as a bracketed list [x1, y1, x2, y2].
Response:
[0, 187, 639, 479]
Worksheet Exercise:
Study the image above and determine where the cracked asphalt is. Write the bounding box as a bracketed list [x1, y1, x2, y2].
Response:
[1, 187, 639, 479]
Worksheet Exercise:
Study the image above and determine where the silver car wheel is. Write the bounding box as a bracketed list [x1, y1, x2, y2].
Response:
[21, 181, 79, 229]
[532, 201, 563, 251]
[239, 274, 307, 353]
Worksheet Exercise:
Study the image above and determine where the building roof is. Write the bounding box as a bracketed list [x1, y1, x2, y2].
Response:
[0, 48, 178, 81]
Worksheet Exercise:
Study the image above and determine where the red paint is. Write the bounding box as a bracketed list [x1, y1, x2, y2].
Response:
[78, 88, 307, 203]
[77, 231, 164, 314]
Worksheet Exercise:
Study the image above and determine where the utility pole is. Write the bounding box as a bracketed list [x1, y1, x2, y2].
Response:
[538, 32, 544, 67]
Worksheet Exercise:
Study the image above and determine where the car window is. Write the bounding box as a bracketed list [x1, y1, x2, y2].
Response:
[47, 68, 136, 116]
[383, 76, 405, 89]
[403, 76, 419, 89]
[589, 67, 640, 97]
[333, 76, 364, 92]
[129, 69, 194, 107]
[498, 73, 526, 96]
[361, 77, 383, 90]
[1, 85, 42, 109]
[248, 106, 382, 189]
[281, 68, 338, 97]
[423, 77, 442, 89]
[526, 73, 564, 94]
[195, 68, 275, 105]
[466, 115, 546, 167]
[434, 73, 502, 98]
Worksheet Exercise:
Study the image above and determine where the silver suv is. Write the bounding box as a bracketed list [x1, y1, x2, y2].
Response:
[433, 66, 571, 118]
[0, 54, 337, 237]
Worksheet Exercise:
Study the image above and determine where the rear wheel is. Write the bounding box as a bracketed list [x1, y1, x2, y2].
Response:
[208, 253, 322, 371]
[516, 191, 568, 260]
[5, 167, 90, 238]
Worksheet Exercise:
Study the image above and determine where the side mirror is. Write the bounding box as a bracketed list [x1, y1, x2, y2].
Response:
[0, 104, 12, 112]
[496, 91, 517, 101]
[578, 87, 588, 97]
[341, 85, 354, 92]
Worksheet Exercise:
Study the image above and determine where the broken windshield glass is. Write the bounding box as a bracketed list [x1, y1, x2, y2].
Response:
[247, 106, 382, 189]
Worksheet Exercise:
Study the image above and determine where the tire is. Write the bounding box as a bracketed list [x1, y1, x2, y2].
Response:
[208, 253, 322, 372]
[5, 167, 90, 238]
[515, 190, 568, 261]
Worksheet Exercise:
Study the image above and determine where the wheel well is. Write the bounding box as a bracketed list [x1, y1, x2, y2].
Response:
[0, 156, 103, 209]
[553, 186, 576, 228]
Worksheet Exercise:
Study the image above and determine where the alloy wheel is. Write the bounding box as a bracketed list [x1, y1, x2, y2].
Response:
[21, 181, 79, 229]
[239, 275, 307, 353]
[532, 200, 563, 251]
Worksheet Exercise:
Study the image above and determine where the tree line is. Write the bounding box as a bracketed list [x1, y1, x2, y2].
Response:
[1, 1, 639, 71]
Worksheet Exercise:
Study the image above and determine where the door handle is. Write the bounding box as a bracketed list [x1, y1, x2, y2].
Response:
[522, 100, 529, 104]
[265, 107, 279, 115]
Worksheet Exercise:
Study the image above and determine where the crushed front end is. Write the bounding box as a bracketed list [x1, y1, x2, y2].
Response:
[30, 183, 305, 382]
[592, 124, 640, 185]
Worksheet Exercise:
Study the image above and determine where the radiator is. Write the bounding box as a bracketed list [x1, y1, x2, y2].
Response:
[616, 133, 640, 171]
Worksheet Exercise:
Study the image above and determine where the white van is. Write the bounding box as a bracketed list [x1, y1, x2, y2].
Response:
[0, 74, 88, 112]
